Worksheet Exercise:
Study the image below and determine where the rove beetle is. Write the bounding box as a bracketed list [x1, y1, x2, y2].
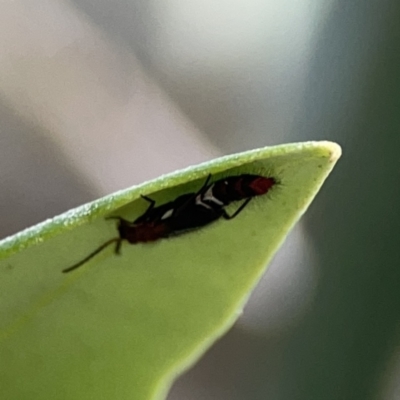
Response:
[62, 174, 276, 273]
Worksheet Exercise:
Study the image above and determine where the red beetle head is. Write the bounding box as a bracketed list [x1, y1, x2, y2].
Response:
[248, 176, 276, 195]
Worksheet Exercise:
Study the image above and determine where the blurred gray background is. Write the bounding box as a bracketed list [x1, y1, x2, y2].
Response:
[1, 1, 400, 399]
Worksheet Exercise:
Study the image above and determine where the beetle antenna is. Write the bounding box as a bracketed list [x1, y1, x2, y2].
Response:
[62, 238, 120, 273]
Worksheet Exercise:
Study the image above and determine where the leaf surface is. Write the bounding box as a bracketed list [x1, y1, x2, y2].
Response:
[0, 141, 341, 400]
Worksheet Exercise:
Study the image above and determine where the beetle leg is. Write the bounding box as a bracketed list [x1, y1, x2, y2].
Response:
[222, 198, 252, 220]
[141, 195, 156, 213]
[114, 239, 122, 255]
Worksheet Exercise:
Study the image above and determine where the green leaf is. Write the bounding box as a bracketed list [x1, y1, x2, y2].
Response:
[0, 141, 341, 400]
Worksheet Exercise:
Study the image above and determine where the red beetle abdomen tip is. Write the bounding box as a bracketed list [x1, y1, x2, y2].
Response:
[249, 177, 276, 194]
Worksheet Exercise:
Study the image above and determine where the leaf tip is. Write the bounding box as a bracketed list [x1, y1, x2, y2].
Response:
[320, 141, 342, 162]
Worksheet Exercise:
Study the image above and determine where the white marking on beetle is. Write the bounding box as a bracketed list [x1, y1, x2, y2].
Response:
[195, 193, 213, 209]
[161, 209, 174, 219]
[203, 185, 224, 205]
